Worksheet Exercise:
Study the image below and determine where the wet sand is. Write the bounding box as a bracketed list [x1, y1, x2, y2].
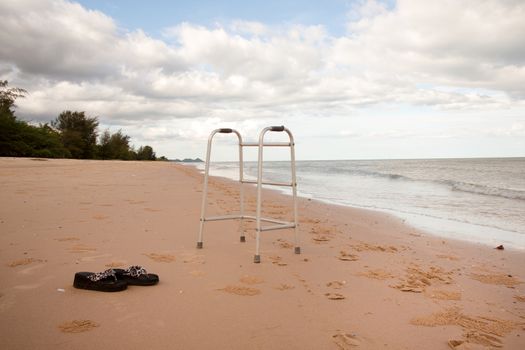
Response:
[0, 158, 524, 349]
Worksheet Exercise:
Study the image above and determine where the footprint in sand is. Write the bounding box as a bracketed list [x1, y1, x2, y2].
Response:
[274, 239, 294, 249]
[357, 269, 394, 280]
[514, 295, 525, 302]
[411, 307, 521, 348]
[332, 332, 361, 348]
[239, 276, 264, 285]
[7, 258, 43, 267]
[218, 285, 261, 296]
[426, 290, 461, 301]
[435, 254, 460, 261]
[182, 254, 205, 264]
[351, 242, 398, 253]
[144, 253, 176, 263]
[126, 200, 146, 205]
[68, 244, 97, 253]
[338, 250, 358, 261]
[392, 264, 453, 293]
[144, 208, 162, 212]
[327, 281, 346, 289]
[447, 340, 478, 350]
[54, 237, 80, 242]
[275, 284, 295, 291]
[310, 225, 336, 243]
[269, 255, 287, 266]
[58, 320, 99, 333]
[469, 273, 521, 287]
[312, 235, 331, 243]
[396, 286, 424, 293]
[325, 293, 346, 300]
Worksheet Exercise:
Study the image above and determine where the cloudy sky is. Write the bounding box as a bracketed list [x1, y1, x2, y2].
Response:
[1, 0, 524, 160]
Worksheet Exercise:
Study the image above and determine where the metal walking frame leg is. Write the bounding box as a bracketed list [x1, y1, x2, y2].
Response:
[197, 128, 243, 249]
[254, 128, 264, 263]
[288, 130, 301, 255]
[238, 132, 246, 243]
[253, 126, 300, 263]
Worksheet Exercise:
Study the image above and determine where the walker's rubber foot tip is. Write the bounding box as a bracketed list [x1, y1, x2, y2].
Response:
[240, 236, 246, 243]
[254, 255, 261, 263]
[294, 247, 301, 254]
[197, 242, 203, 249]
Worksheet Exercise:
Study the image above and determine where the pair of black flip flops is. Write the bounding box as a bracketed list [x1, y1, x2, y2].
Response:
[73, 265, 159, 292]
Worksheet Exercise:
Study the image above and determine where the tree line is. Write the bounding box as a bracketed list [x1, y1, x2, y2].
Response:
[0, 81, 165, 160]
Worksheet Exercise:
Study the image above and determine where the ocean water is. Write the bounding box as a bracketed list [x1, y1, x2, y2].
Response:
[193, 158, 525, 249]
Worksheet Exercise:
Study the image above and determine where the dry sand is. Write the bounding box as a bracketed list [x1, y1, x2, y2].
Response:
[0, 157, 524, 349]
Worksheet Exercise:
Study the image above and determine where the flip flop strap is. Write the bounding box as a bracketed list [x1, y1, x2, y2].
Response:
[124, 265, 148, 277]
[87, 269, 116, 282]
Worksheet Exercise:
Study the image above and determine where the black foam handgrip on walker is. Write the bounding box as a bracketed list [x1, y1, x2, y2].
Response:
[270, 126, 285, 132]
[218, 128, 233, 133]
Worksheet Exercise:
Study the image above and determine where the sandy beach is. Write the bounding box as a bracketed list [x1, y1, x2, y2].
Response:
[0, 157, 524, 349]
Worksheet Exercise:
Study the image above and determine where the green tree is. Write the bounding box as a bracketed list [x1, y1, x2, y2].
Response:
[52, 111, 98, 159]
[136, 145, 156, 160]
[0, 114, 70, 158]
[0, 80, 27, 118]
[98, 129, 112, 159]
[98, 129, 133, 160]
[0, 81, 69, 157]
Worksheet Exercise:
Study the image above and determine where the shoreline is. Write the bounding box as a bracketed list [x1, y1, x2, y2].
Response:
[189, 162, 525, 252]
[1, 158, 524, 349]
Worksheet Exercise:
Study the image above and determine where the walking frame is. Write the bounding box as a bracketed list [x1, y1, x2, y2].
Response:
[197, 126, 300, 263]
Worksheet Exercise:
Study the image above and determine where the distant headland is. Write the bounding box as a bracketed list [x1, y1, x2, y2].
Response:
[171, 158, 203, 163]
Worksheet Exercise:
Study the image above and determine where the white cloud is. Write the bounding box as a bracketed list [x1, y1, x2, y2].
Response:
[0, 0, 118, 79]
[0, 0, 524, 158]
[338, 0, 525, 97]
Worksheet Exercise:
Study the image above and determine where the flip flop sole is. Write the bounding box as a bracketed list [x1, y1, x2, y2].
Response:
[73, 272, 128, 292]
